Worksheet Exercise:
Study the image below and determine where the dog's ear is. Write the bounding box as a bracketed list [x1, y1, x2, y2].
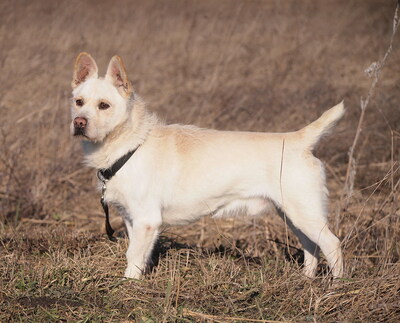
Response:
[72, 52, 98, 89]
[105, 55, 133, 98]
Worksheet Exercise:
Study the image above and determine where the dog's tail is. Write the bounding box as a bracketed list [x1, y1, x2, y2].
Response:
[298, 101, 345, 150]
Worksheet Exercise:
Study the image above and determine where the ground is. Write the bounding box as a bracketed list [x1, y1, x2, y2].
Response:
[0, 0, 399, 321]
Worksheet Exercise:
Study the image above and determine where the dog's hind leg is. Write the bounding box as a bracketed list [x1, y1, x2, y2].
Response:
[278, 204, 343, 278]
[296, 217, 342, 278]
[297, 231, 320, 278]
[276, 158, 343, 278]
[278, 192, 343, 278]
[122, 208, 161, 279]
[276, 207, 320, 278]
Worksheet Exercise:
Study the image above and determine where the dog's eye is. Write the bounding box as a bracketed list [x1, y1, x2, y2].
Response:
[99, 102, 110, 110]
[76, 99, 84, 107]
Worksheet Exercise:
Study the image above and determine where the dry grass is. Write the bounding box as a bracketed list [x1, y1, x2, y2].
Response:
[1, 0, 400, 321]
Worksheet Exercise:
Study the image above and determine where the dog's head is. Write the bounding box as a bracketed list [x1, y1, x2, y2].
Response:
[70, 52, 133, 142]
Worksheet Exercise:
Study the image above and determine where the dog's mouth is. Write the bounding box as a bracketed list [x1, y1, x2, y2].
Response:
[74, 127, 86, 136]
[73, 128, 92, 141]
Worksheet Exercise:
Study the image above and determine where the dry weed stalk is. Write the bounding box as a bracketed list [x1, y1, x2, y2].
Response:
[336, 0, 400, 229]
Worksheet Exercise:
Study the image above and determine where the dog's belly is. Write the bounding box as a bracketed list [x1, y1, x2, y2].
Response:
[212, 197, 272, 218]
[161, 195, 272, 226]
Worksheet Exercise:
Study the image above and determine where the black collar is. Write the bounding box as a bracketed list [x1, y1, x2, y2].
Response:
[97, 146, 140, 182]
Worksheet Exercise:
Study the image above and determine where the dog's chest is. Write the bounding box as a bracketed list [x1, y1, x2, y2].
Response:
[101, 178, 131, 211]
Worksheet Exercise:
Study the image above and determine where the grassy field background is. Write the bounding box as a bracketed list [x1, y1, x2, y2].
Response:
[1, 0, 399, 321]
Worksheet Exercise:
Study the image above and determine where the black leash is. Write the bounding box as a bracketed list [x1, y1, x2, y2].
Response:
[97, 146, 140, 241]
[99, 186, 116, 241]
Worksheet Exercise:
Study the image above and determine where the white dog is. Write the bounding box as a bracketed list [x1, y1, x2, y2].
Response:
[70, 52, 344, 279]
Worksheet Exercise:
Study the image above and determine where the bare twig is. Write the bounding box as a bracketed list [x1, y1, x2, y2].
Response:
[336, 0, 400, 229]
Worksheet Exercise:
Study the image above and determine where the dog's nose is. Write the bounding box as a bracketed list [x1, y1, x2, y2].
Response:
[74, 117, 87, 129]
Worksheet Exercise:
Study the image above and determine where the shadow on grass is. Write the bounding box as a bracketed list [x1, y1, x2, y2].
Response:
[149, 235, 329, 276]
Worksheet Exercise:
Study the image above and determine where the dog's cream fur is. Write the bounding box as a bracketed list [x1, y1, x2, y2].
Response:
[71, 52, 344, 279]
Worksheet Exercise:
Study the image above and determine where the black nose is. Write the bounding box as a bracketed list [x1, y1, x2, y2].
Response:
[74, 117, 87, 129]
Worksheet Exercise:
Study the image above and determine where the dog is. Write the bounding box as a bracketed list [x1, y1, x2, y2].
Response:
[70, 52, 344, 279]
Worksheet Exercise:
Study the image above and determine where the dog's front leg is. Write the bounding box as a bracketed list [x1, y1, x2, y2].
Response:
[123, 209, 161, 279]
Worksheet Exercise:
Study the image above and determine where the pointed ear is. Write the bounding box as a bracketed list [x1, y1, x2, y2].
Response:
[105, 55, 133, 98]
[72, 52, 98, 89]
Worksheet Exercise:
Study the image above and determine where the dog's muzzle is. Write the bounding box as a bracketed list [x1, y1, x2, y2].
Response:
[73, 117, 87, 136]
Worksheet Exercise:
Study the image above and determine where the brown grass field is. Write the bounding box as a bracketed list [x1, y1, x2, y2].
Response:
[1, 0, 400, 321]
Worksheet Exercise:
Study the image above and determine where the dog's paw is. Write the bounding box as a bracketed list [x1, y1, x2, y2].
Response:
[302, 266, 317, 279]
[124, 266, 142, 279]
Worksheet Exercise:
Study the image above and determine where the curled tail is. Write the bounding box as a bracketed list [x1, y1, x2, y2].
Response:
[299, 101, 345, 149]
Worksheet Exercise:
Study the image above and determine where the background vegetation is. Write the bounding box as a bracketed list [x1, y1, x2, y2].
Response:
[1, 0, 399, 321]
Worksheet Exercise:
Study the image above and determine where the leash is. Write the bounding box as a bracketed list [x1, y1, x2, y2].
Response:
[97, 146, 140, 241]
